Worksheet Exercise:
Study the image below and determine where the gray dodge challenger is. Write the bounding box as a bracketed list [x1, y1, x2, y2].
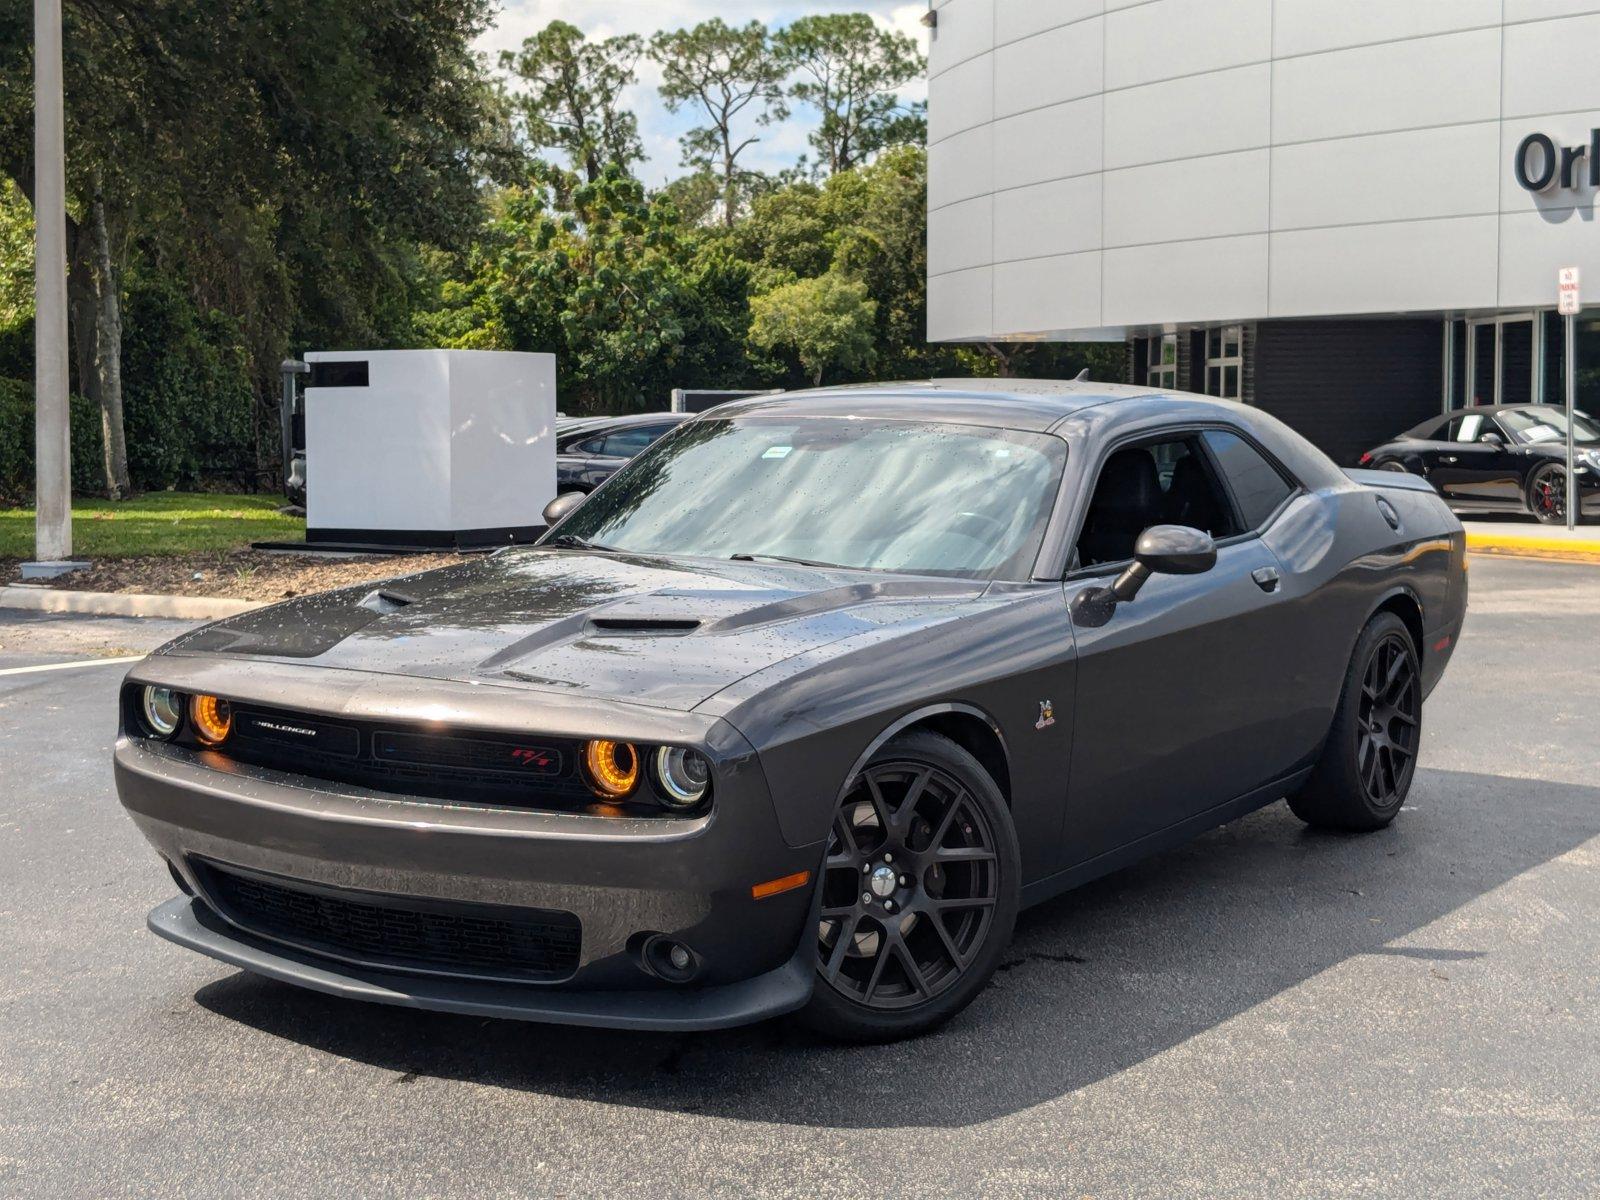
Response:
[115, 380, 1466, 1041]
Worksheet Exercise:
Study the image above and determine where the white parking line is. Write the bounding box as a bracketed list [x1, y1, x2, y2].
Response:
[0, 655, 145, 677]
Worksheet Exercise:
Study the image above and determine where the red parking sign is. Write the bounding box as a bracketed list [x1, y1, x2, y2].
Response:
[1558, 266, 1581, 316]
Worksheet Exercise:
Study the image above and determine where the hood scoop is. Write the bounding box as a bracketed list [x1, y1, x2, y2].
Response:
[358, 588, 418, 616]
[587, 616, 702, 637]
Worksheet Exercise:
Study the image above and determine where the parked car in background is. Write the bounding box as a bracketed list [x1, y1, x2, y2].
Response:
[557, 413, 691, 495]
[1360, 404, 1600, 524]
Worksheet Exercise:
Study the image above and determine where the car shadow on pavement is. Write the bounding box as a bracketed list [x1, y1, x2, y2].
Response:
[194, 767, 1598, 1129]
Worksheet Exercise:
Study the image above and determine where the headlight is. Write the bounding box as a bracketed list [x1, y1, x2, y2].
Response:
[654, 746, 710, 808]
[584, 739, 639, 798]
[190, 694, 233, 745]
[140, 686, 183, 739]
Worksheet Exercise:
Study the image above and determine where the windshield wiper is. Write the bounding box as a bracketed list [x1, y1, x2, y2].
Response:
[544, 533, 621, 552]
[729, 552, 850, 570]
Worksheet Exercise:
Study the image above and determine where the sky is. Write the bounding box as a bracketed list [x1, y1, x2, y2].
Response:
[474, 2, 931, 186]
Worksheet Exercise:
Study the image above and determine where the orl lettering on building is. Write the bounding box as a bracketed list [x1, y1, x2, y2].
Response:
[1515, 130, 1600, 192]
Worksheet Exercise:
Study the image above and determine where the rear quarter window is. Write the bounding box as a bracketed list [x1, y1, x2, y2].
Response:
[1203, 429, 1295, 530]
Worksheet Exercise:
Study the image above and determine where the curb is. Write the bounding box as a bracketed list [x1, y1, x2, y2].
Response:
[0, 586, 265, 620]
[1465, 530, 1600, 558]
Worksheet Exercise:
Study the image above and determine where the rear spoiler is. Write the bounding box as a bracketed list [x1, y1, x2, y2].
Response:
[1345, 468, 1437, 494]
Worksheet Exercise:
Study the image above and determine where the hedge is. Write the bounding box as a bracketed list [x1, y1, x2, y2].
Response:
[0, 377, 107, 502]
[0, 278, 258, 502]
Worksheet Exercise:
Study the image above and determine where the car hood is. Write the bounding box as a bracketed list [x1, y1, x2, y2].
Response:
[160, 549, 990, 711]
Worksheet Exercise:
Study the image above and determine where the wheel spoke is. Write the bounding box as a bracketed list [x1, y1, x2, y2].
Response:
[832, 810, 859, 860]
[936, 846, 996, 865]
[823, 913, 859, 981]
[864, 774, 893, 835]
[930, 895, 996, 913]
[1381, 650, 1406, 702]
[891, 937, 930, 999]
[928, 793, 965, 849]
[928, 911, 968, 970]
[900, 766, 933, 826]
[862, 934, 892, 1001]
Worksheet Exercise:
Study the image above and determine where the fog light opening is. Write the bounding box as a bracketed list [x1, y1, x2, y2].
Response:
[640, 933, 701, 984]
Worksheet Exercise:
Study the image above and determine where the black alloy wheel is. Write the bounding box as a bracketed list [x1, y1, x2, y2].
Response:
[1354, 630, 1420, 809]
[1289, 611, 1422, 832]
[1528, 463, 1569, 525]
[800, 731, 1018, 1041]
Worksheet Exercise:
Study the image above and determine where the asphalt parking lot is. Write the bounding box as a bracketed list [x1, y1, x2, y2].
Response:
[2, 556, 1597, 1199]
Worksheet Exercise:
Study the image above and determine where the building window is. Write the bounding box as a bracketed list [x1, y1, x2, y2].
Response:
[1205, 325, 1243, 400]
[1147, 334, 1177, 390]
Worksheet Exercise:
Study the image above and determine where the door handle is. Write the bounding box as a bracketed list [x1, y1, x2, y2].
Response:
[1441, 455, 1458, 463]
[1251, 566, 1281, 593]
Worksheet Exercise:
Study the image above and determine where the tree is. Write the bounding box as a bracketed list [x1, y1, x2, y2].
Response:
[650, 19, 787, 227]
[774, 14, 925, 175]
[501, 21, 643, 185]
[419, 164, 747, 412]
[0, 0, 503, 494]
[748, 271, 876, 385]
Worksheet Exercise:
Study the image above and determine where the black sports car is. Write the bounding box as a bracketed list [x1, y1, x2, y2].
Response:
[1360, 404, 1600, 524]
[555, 413, 689, 495]
[115, 381, 1466, 1040]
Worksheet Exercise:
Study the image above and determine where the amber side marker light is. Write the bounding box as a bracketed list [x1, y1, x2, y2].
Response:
[751, 870, 811, 901]
[190, 694, 233, 745]
[584, 739, 639, 798]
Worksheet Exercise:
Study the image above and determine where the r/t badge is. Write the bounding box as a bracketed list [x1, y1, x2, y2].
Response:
[1035, 700, 1055, 730]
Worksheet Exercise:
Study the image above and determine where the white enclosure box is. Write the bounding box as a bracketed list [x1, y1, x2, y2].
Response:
[303, 350, 557, 548]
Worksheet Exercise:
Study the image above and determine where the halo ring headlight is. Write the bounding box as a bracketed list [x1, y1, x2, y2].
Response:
[190, 694, 233, 745]
[654, 746, 710, 808]
[140, 686, 183, 739]
[584, 739, 639, 798]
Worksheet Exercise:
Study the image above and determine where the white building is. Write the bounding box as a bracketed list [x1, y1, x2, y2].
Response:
[926, 0, 1600, 463]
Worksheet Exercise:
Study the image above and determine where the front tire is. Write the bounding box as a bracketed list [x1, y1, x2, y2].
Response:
[1289, 612, 1421, 832]
[798, 730, 1019, 1042]
[1527, 463, 1569, 525]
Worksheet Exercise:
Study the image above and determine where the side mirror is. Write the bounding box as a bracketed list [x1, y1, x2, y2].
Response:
[1072, 525, 1217, 627]
[1480, 431, 1504, 446]
[542, 491, 586, 528]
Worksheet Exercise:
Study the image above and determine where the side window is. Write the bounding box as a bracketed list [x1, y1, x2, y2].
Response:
[573, 435, 607, 455]
[1447, 413, 1485, 443]
[1076, 436, 1241, 568]
[1202, 430, 1295, 530]
[598, 427, 656, 457]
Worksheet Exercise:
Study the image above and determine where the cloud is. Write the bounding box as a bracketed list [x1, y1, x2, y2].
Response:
[480, 1, 930, 186]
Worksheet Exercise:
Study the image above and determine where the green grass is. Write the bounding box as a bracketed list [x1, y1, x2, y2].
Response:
[0, 493, 303, 558]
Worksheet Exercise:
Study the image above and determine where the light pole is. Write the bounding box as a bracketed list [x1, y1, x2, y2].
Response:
[26, 0, 80, 577]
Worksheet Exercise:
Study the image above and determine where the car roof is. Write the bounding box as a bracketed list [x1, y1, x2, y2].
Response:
[1401, 404, 1566, 437]
[560, 412, 689, 434]
[705, 378, 1193, 433]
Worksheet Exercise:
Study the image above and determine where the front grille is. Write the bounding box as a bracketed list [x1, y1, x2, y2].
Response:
[218, 703, 606, 813]
[194, 861, 582, 982]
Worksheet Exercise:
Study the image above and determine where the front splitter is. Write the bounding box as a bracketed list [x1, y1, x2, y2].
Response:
[148, 896, 814, 1032]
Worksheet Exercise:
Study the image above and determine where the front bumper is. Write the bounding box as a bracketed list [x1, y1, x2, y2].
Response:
[148, 895, 813, 1030]
[115, 684, 824, 1030]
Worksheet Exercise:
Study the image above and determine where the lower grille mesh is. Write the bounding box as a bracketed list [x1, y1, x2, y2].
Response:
[196, 862, 581, 981]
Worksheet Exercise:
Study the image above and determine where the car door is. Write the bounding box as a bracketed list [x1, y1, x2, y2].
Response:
[1432, 413, 1519, 506]
[1062, 429, 1303, 863]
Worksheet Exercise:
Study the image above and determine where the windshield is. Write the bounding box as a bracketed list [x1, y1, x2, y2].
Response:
[1499, 407, 1600, 445]
[547, 415, 1068, 580]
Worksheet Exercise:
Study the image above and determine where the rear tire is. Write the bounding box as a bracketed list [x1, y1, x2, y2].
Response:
[798, 730, 1019, 1042]
[1289, 612, 1421, 832]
